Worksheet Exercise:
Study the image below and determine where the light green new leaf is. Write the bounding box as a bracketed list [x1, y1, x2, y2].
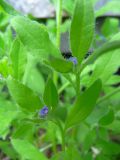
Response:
[49, 57, 73, 73]
[7, 78, 43, 112]
[11, 16, 60, 60]
[12, 139, 48, 160]
[70, 0, 94, 64]
[43, 78, 58, 109]
[10, 38, 27, 80]
[65, 79, 102, 129]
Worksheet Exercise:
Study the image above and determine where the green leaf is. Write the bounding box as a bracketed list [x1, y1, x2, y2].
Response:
[62, 0, 74, 15]
[101, 18, 119, 38]
[96, 155, 109, 160]
[26, 67, 45, 95]
[52, 107, 67, 122]
[11, 16, 60, 60]
[70, 0, 94, 64]
[83, 40, 120, 66]
[99, 109, 114, 126]
[87, 48, 120, 86]
[96, 139, 120, 155]
[12, 122, 35, 142]
[4, 25, 13, 52]
[7, 78, 43, 112]
[0, 98, 18, 137]
[82, 32, 120, 86]
[0, 141, 18, 159]
[96, 1, 120, 17]
[10, 38, 27, 80]
[51, 147, 82, 160]
[0, 34, 5, 55]
[0, 0, 18, 15]
[106, 75, 120, 85]
[49, 57, 73, 73]
[107, 120, 120, 133]
[0, 56, 9, 77]
[65, 79, 102, 129]
[12, 139, 48, 160]
[83, 129, 96, 151]
[85, 102, 108, 126]
[43, 78, 58, 109]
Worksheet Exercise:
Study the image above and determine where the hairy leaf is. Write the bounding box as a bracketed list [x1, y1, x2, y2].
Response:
[7, 78, 43, 112]
[10, 38, 27, 80]
[11, 16, 60, 60]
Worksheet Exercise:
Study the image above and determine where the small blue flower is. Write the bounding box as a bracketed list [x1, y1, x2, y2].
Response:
[39, 106, 49, 118]
[68, 57, 78, 65]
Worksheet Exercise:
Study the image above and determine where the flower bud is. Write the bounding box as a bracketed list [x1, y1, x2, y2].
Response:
[39, 106, 48, 118]
[68, 57, 78, 65]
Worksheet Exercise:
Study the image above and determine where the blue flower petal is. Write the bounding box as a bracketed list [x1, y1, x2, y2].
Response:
[39, 106, 49, 117]
[68, 57, 78, 65]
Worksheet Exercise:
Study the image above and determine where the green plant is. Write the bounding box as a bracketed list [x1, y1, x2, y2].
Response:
[0, 0, 120, 159]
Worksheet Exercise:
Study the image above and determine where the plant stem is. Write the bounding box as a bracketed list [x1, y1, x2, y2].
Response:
[53, 71, 58, 86]
[53, 0, 62, 85]
[97, 87, 120, 104]
[76, 72, 80, 95]
[63, 74, 76, 91]
[53, 137, 57, 154]
[58, 82, 70, 94]
[39, 144, 52, 152]
[56, 120, 66, 151]
[56, 0, 62, 48]
[61, 129, 65, 151]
